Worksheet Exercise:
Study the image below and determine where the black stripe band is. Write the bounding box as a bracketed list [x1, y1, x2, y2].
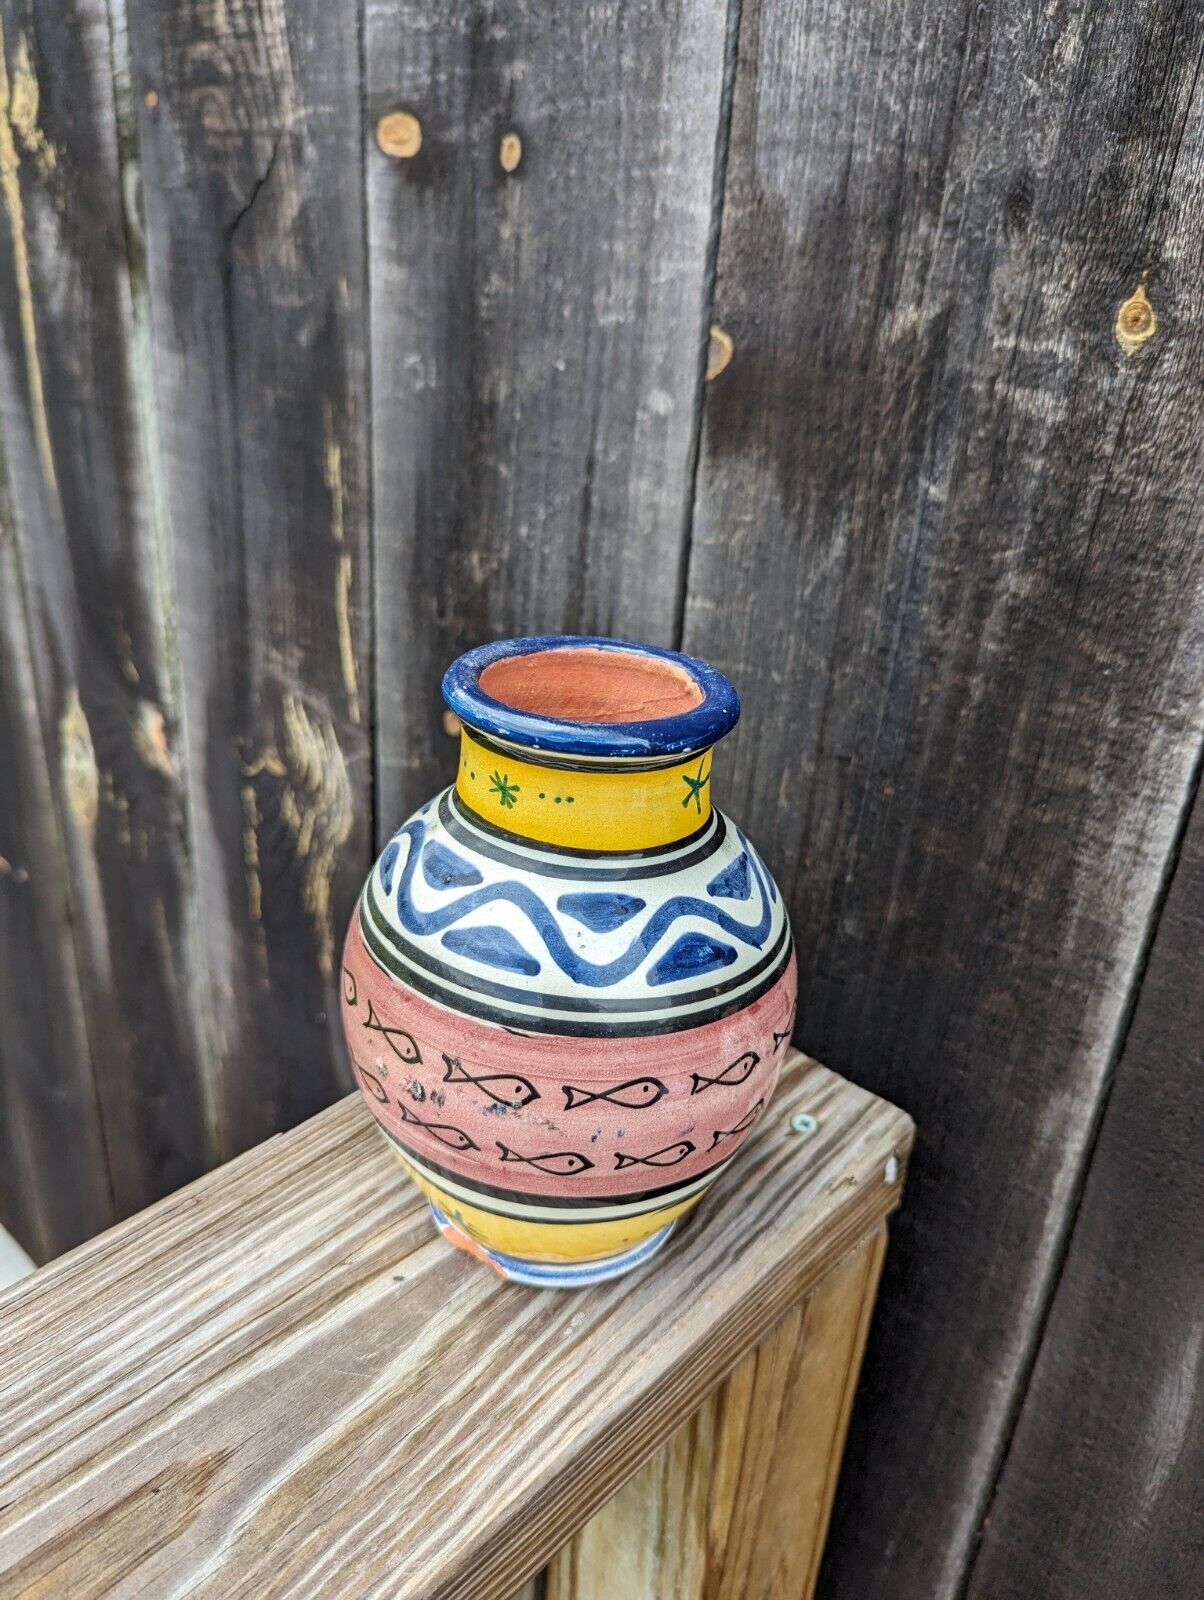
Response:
[358, 892, 793, 1037]
[448, 787, 715, 859]
[380, 1125, 732, 1212]
[363, 878, 790, 1015]
[440, 790, 726, 879]
[462, 726, 704, 774]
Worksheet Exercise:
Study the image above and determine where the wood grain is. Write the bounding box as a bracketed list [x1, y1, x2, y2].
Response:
[366, 0, 731, 830]
[0, 0, 210, 1243]
[546, 1227, 887, 1600]
[965, 776, 1204, 1599]
[0, 1052, 912, 1599]
[0, 482, 112, 1258]
[120, 0, 373, 1158]
[682, 1, 1204, 1593]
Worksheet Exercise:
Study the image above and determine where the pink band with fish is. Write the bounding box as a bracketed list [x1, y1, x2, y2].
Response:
[342, 917, 797, 1201]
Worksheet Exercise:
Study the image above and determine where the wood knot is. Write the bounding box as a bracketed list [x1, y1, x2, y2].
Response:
[499, 132, 522, 173]
[1115, 284, 1156, 352]
[377, 110, 422, 160]
[705, 325, 734, 381]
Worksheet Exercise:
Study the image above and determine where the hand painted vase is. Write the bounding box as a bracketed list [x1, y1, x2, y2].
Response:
[340, 637, 796, 1287]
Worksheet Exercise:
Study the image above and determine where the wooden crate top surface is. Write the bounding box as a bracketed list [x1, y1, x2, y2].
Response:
[0, 1052, 912, 1599]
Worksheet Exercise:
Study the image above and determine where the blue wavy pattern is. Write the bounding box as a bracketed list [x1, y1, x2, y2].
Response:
[380, 815, 774, 989]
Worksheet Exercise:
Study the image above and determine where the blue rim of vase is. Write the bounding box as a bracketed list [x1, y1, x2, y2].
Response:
[441, 635, 741, 760]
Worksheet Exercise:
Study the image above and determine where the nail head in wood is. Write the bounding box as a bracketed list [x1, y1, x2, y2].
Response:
[706, 325, 734, 381]
[1115, 283, 1156, 351]
[499, 132, 523, 173]
[377, 110, 423, 160]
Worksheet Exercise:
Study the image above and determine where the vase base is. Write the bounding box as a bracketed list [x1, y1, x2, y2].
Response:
[429, 1202, 676, 1288]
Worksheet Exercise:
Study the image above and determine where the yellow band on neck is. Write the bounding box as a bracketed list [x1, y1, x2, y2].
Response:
[455, 729, 712, 852]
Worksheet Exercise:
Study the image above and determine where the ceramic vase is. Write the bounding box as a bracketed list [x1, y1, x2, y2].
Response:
[340, 636, 796, 1286]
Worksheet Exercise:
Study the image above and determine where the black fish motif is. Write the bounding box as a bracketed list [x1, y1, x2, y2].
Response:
[614, 1140, 695, 1170]
[343, 967, 358, 1006]
[442, 1053, 540, 1109]
[397, 1099, 479, 1152]
[363, 1000, 422, 1065]
[772, 1003, 797, 1053]
[690, 1050, 759, 1095]
[357, 1063, 388, 1104]
[562, 1077, 668, 1111]
[708, 1098, 765, 1150]
[496, 1143, 594, 1176]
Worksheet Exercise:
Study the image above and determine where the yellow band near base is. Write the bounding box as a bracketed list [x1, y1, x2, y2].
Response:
[455, 729, 712, 852]
[395, 1148, 705, 1262]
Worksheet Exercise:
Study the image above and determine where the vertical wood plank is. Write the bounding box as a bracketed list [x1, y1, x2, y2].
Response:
[682, 2, 1204, 1595]
[546, 1230, 887, 1600]
[0, 0, 211, 1228]
[0, 500, 112, 1259]
[366, 0, 732, 829]
[121, 0, 372, 1157]
[965, 774, 1204, 1600]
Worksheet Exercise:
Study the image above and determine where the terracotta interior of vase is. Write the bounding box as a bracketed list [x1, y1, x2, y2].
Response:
[478, 647, 704, 724]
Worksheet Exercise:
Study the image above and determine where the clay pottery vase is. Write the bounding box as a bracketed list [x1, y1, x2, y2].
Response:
[340, 636, 796, 1286]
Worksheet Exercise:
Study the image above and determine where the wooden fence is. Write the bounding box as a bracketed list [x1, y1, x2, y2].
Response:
[0, 2, 1200, 1597]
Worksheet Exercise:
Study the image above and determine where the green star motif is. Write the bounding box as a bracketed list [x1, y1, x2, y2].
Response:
[681, 760, 710, 813]
[489, 770, 520, 809]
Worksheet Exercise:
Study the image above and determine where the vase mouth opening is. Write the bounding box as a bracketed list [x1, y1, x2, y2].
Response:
[442, 636, 740, 760]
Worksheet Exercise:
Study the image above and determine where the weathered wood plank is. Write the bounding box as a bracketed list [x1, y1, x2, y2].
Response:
[366, 0, 731, 830]
[0, 0, 211, 1234]
[0, 493, 112, 1259]
[546, 1227, 887, 1600]
[682, 2, 1204, 1595]
[966, 775, 1204, 1599]
[121, 0, 373, 1156]
[0, 1053, 912, 1599]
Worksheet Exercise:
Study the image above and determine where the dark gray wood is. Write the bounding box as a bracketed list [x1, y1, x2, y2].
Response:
[966, 774, 1204, 1600]
[0, 0, 211, 1237]
[0, 498, 112, 1259]
[366, 0, 731, 830]
[682, 1, 1204, 1595]
[121, 0, 373, 1156]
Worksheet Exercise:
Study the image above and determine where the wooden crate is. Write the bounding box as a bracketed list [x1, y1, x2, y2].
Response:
[0, 1051, 911, 1598]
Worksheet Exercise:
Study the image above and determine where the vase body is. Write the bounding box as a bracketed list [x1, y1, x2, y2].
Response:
[340, 637, 796, 1286]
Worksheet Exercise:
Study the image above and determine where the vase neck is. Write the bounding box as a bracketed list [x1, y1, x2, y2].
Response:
[454, 727, 715, 853]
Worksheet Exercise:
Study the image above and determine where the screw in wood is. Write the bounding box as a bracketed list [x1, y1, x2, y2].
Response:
[499, 132, 523, 173]
[706, 325, 734, 381]
[377, 110, 423, 160]
[790, 1112, 819, 1136]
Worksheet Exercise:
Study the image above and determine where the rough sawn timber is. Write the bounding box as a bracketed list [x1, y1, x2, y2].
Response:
[120, 0, 374, 1159]
[0, 1051, 912, 1599]
[366, 0, 732, 830]
[0, 0, 207, 1244]
[966, 775, 1204, 1599]
[683, 1, 1204, 1592]
[546, 1227, 888, 1600]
